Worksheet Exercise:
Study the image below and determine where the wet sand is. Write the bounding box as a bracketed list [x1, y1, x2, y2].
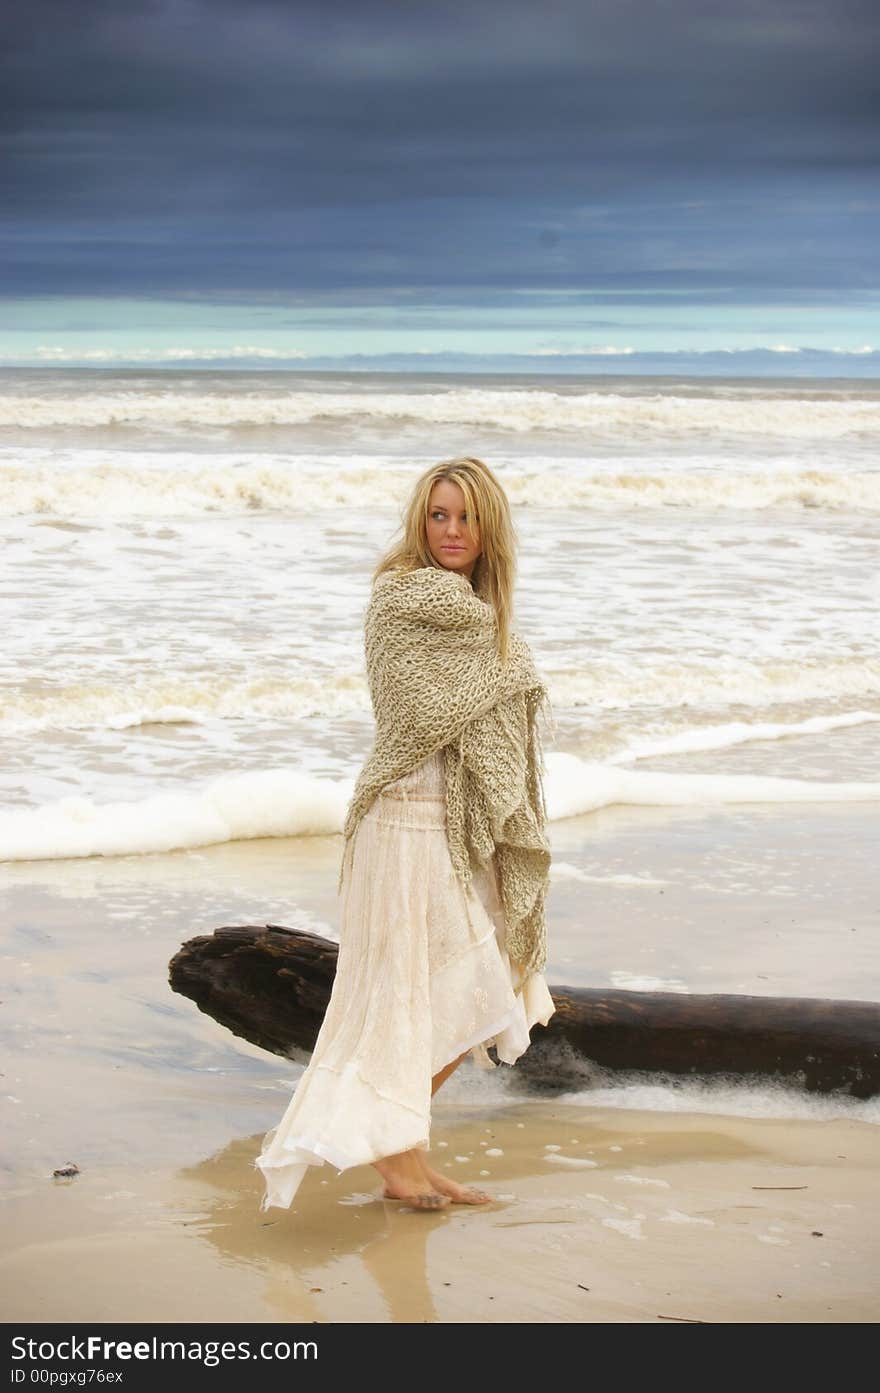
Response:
[2, 797, 879, 1322]
[2, 1102, 878, 1323]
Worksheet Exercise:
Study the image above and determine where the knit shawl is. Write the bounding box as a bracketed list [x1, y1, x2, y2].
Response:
[339, 564, 552, 980]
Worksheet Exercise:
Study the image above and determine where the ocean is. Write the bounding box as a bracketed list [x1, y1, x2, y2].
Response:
[2, 366, 879, 1144]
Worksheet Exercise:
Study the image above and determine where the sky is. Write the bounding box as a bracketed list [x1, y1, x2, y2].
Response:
[1, 0, 878, 372]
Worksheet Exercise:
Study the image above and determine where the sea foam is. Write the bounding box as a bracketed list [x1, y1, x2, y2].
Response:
[2, 451, 879, 516]
[2, 749, 879, 862]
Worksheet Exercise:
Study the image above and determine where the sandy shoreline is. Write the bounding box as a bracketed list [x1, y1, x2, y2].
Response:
[2, 797, 879, 1322]
[2, 1101, 878, 1323]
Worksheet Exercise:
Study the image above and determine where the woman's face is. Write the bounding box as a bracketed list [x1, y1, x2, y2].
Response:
[425, 479, 482, 580]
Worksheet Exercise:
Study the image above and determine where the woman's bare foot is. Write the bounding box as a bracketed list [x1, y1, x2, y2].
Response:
[414, 1153, 492, 1205]
[384, 1189, 450, 1211]
[372, 1151, 451, 1211]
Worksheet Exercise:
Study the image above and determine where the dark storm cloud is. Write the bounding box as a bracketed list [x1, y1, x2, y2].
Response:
[1, 0, 878, 301]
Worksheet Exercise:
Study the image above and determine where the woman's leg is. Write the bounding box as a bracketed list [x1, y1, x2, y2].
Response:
[372, 1051, 491, 1206]
[415, 1049, 492, 1203]
[371, 1052, 468, 1208]
[431, 1049, 468, 1096]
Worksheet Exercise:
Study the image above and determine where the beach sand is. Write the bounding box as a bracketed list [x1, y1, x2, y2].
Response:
[2, 797, 879, 1323]
[2, 1103, 878, 1324]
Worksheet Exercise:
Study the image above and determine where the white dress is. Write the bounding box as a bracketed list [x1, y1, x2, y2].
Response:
[253, 747, 556, 1212]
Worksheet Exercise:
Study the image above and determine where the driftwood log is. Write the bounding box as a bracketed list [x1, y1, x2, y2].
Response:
[168, 924, 880, 1099]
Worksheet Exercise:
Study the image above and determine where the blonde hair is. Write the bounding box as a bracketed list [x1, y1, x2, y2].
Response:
[373, 456, 518, 664]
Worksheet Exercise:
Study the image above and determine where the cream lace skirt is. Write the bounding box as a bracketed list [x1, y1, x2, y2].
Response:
[253, 748, 556, 1212]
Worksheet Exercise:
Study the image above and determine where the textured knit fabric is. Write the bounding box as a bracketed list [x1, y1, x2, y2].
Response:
[339, 564, 553, 979]
[253, 747, 556, 1212]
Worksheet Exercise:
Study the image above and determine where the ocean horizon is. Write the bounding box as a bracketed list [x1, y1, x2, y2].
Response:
[1, 349, 878, 378]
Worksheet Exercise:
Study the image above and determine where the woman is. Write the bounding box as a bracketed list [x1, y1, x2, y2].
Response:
[254, 456, 556, 1213]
